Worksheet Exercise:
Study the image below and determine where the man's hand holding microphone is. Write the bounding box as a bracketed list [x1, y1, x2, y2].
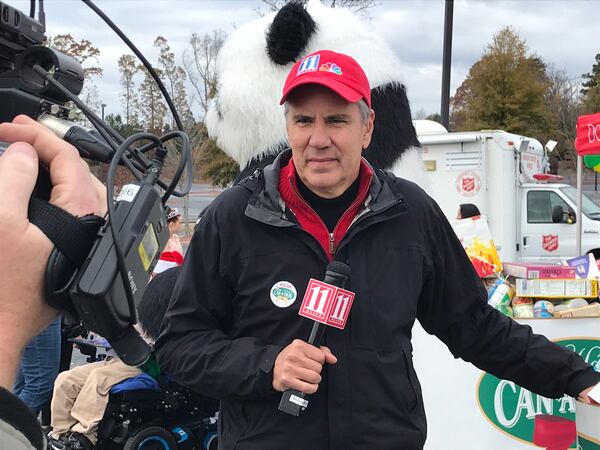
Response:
[273, 338, 337, 395]
[274, 261, 353, 415]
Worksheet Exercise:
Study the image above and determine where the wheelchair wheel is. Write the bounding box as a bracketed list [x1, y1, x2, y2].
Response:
[204, 432, 218, 450]
[123, 426, 178, 450]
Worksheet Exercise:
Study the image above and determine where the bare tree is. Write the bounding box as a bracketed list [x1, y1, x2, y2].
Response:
[117, 54, 139, 127]
[137, 65, 167, 135]
[46, 33, 103, 80]
[155, 36, 194, 130]
[413, 109, 428, 120]
[257, 0, 377, 16]
[46, 34, 103, 126]
[183, 30, 225, 120]
[543, 64, 582, 170]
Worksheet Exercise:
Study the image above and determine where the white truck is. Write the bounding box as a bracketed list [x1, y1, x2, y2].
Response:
[409, 120, 600, 262]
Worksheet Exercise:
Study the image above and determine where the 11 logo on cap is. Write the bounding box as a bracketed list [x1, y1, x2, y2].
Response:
[297, 54, 320, 75]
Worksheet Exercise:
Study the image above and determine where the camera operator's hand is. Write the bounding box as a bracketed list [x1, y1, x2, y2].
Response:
[0, 115, 105, 389]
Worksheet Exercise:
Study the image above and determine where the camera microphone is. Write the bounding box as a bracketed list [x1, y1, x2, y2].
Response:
[38, 114, 115, 163]
[278, 261, 354, 416]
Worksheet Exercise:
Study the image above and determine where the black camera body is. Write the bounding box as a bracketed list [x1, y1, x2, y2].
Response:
[0, 1, 185, 367]
[0, 2, 83, 123]
[71, 181, 169, 365]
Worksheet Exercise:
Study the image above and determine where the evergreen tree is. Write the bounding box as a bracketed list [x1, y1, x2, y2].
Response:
[189, 122, 239, 187]
[581, 53, 600, 96]
[199, 138, 240, 187]
[581, 53, 600, 114]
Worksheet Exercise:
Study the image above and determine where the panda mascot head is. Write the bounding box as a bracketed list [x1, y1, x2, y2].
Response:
[206, 0, 424, 184]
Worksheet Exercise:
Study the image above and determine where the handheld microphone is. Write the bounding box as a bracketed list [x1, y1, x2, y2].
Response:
[38, 114, 115, 163]
[278, 261, 353, 416]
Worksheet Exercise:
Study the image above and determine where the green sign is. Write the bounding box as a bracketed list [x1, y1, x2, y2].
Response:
[578, 435, 600, 450]
[477, 337, 600, 449]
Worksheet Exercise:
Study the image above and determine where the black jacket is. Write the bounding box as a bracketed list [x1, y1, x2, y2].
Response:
[0, 387, 44, 449]
[156, 150, 600, 450]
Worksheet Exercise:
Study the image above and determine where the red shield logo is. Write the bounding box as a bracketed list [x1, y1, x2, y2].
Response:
[462, 177, 475, 192]
[542, 235, 559, 252]
[456, 171, 481, 197]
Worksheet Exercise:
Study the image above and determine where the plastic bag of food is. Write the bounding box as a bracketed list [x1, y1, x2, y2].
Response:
[452, 215, 502, 278]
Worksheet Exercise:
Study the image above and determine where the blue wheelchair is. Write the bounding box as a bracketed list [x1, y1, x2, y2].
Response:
[96, 378, 218, 450]
[53, 337, 219, 450]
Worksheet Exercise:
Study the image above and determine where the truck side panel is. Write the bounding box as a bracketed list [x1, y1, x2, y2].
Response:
[421, 140, 485, 220]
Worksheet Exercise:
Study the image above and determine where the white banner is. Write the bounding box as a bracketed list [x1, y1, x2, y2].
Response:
[412, 318, 600, 449]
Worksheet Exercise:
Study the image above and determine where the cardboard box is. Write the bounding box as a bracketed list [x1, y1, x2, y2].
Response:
[554, 303, 600, 318]
[515, 279, 598, 298]
[576, 401, 600, 449]
[565, 254, 600, 280]
[503, 262, 576, 279]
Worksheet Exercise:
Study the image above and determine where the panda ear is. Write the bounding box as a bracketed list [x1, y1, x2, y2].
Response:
[266, 1, 316, 65]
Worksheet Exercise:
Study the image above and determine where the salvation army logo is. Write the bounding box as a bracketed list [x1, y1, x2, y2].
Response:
[456, 171, 481, 197]
[542, 234, 559, 252]
[270, 281, 297, 308]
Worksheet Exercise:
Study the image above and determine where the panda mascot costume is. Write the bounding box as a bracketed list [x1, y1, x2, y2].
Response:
[205, 0, 425, 184]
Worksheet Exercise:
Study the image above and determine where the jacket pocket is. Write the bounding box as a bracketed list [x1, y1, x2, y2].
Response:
[400, 343, 420, 412]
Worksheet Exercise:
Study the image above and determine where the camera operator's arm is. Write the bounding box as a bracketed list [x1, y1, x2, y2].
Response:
[0, 115, 105, 390]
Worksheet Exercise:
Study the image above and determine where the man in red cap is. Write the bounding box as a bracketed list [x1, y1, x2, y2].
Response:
[156, 50, 599, 449]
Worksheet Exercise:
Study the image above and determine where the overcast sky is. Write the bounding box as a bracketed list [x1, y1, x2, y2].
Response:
[10, 0, 600, 120]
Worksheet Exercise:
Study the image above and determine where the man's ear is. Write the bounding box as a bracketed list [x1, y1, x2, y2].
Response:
[362, 109, 376, 150]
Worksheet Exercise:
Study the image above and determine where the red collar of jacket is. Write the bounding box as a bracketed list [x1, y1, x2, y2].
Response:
[278, 156, 373, 260]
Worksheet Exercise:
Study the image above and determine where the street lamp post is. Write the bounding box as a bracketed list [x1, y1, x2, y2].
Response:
[101, 103, 106, 121]
[441, 0, 454, 129]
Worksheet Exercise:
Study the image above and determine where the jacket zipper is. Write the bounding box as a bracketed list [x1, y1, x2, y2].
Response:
[289, 182, 334, 259]
[290, 179, 372, 258]
[284, 172, 402, 259]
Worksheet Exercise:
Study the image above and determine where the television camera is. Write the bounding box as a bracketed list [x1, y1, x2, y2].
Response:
[0, 0, 192, 367]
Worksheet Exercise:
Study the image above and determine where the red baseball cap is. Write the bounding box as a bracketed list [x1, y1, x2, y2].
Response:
[280, 50, 371, 108]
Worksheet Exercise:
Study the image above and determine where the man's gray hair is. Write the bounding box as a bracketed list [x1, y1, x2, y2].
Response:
[284, 98, 372, 124]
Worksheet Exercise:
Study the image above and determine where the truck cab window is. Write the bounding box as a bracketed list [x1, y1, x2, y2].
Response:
[560, 186, 600, 220]
[527, 191, 570, 223]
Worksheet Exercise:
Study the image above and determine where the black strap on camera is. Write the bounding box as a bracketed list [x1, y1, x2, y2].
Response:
[28, 197, 104, 318]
